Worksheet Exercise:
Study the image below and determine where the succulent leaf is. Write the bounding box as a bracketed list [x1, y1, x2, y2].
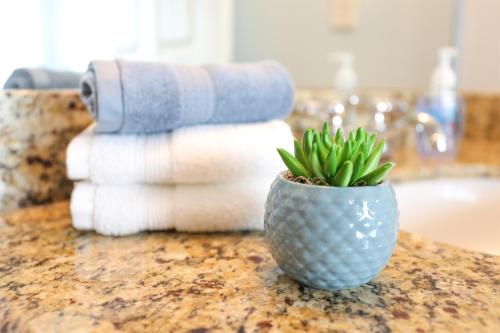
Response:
[363, 140, 385, 176]
[359, 142, 370, 160]
[339, 140, 352, 166]
[350, 151, 365, 185]
[277, 148, 311, 178]
[322, 122, 333, 148]
[355, 127, 365, 143]
[356, 162, 395, 186]
[293, 139, 308, 169]
[332, 160, 353, 187]
[309, 143, 326, 181]
[366, 133, 377, 154]
[314, 133, 329, 164]
[351, 139, 362, 158]
[324, 145, 338, 177]
[335, 127, 344, 145]
[303, 129, 314, 157]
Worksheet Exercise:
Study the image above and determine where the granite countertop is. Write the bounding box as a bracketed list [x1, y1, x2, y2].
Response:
[0, 198, 499, 332]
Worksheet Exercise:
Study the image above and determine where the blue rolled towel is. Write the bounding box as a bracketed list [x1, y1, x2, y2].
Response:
[79, 60, 294, 134]
[3, 68, 81, 90]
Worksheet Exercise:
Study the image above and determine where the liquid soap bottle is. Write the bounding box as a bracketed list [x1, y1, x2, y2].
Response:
[416, 47, 465, 159]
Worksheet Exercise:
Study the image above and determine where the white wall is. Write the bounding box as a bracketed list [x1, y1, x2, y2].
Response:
[234, 0, 455, 90]
[0, 1, 45, 84]
[3, 0, 498, 92]
[458, 0, 500, 92]
[155, 0, 233, 64]
[0, 0, 233, 84]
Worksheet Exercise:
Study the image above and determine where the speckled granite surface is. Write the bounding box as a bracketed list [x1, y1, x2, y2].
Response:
[0, 202, 498, 333]
[0, 90, 92, 211]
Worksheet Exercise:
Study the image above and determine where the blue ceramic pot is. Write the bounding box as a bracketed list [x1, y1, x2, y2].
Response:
[264, 172, 399, 290]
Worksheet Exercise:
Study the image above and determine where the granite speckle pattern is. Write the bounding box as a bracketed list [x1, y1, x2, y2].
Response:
[0, 202, 498, 333]
[0, 90, 92, 211]
[463, 94, 500, 141]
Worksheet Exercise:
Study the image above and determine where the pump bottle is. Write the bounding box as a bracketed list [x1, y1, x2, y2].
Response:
[327, 52, 360, 133]
[416, 47, 465, 158]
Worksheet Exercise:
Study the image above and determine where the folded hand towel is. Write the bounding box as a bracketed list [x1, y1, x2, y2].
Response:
[67, 120, 293, 185]
[71, 179, 273, 236]
[80, 60, 294, 134]
[3, 68, 81, 89]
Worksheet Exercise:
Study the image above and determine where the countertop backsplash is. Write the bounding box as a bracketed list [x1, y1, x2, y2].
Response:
[0, 88, 498, 212]
[293, 88, 500, 141]
[463, 93, 500, 141]
[0, 90, 92, 211]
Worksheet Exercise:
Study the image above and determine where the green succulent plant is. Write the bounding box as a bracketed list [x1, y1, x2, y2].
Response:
[277, 123, 395, 187]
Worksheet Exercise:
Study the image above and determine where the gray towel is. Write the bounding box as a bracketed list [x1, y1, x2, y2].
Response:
[80, 60, 294, 134]
[3, 68, 81, 90]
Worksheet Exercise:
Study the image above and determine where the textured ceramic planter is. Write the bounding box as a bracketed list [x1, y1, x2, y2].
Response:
[264, 172, 399, 290]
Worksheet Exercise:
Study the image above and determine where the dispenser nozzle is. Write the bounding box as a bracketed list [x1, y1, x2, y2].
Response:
[328, 51, 354, 65]
[437, 47, 458, 67]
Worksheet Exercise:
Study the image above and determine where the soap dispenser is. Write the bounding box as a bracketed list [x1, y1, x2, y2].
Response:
[416, 47, 465, 158]
[327, 52, 360, 133]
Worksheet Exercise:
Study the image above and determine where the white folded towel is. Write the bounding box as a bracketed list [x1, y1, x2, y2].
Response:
[71, 179, 273, 236]
[67, 120, 293, 185]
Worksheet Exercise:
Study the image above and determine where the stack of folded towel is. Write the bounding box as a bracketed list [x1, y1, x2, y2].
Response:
[67, 60, 294, 236]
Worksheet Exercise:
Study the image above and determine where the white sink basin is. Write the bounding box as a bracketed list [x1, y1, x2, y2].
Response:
[394, 178, 500, 255]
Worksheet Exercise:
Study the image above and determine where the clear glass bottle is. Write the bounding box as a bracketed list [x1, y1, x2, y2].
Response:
[416, 47, 465, 159]
[326, 51, 360, 134]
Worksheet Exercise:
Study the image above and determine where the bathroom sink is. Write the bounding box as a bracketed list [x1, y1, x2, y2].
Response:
[394, 178, 500, 255]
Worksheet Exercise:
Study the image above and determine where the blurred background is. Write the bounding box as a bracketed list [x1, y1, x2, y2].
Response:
[1, 0, 499, 92]
[1, 0, 499, 216]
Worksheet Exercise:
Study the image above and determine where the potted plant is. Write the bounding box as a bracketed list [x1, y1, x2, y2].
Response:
[264, 123, 398, 290]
